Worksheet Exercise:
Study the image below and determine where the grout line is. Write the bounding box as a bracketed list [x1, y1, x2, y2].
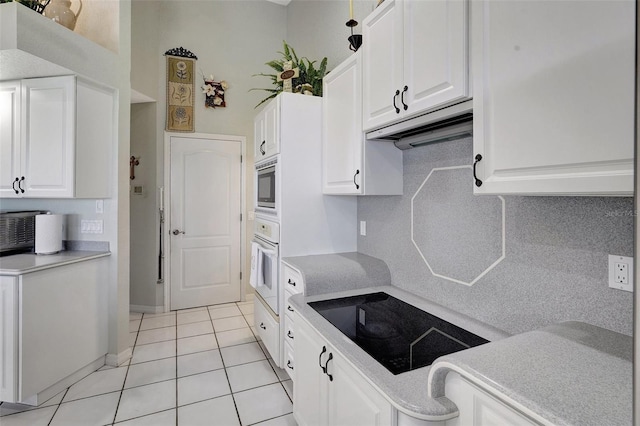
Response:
[246, 411, 294, 426]
[46, 387, 69, 426]
[207, 306, 243, 426]
[111, 313, 144, 425]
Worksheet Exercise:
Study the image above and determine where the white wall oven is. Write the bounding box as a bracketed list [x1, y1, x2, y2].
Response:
[255, 157, 278, 212]
[250, 217, 280, 315]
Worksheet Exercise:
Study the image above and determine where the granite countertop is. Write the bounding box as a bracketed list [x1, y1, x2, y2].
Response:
[428, 321, 633, 426]
[289, 286, 510, 421]
[282, 252, 392, 296]
[0, 250, 111, 275]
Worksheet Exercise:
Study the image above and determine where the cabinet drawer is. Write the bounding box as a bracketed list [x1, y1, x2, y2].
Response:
[284, 314, 295, 347]
[283, 265, 303, 294]
[254, 298, 280, 363]
[284, 288, 297, 318]
[284, 342, 295, 379]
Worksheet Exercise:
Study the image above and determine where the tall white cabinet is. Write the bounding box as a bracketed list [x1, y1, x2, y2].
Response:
[472, 0, 635, 196]
[0, 76, 114, 198]
[322, 51, 403, 195]
[362, 0, 470, 131]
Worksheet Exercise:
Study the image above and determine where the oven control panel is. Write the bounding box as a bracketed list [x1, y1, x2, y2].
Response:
[254, 217, 279, 244]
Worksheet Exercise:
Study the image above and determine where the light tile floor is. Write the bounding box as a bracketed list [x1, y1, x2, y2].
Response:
[0, 294, 297, 426]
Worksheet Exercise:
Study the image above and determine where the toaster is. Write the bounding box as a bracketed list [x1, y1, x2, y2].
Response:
[0, 210, 49, 255]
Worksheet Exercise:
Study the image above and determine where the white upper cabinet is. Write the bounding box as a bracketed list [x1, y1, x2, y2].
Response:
[21, 76, 76, 198]
[254, 99, 279, 161]
[0, 76, 114, 198]
[472, 0, 635, 196]
[362, 0, 470, 131]
[0, 81, 21, 196]
[323, 52, 403, 195]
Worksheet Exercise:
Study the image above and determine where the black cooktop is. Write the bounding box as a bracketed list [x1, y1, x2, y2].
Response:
[309, 292, 488, 375]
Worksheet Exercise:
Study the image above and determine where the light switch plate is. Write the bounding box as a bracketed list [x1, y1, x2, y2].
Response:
[608, 254, 633, 292]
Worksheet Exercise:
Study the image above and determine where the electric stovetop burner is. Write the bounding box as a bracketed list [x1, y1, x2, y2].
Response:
[309, 292, 489, 375]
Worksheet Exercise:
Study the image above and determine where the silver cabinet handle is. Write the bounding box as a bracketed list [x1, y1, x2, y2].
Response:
[172, 229, 185, 235]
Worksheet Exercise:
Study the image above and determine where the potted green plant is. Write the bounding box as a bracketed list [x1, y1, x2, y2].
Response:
[0, 0, 51, 14]
[251, 41, 328, 108]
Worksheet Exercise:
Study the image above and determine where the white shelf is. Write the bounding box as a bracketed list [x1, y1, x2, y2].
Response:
[0, 2, 118, 86]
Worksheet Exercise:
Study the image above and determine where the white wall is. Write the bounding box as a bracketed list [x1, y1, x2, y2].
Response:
[130, 0, 288, 308]
[286, 0, 376, 70]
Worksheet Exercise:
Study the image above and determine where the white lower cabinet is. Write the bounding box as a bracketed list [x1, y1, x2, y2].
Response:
[445, 372, 538, 426]
[294, 314, 394, 426]
[254, 297, 280, 365]
[0, 258, 109, 405]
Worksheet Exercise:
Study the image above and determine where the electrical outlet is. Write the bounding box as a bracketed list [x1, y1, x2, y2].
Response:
[608, 255, 633, 292]
[615, 262, 628, 284]
[360, 221, 366, 236]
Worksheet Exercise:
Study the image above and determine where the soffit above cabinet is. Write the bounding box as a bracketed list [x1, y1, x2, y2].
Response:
[0, 2, 118, 87]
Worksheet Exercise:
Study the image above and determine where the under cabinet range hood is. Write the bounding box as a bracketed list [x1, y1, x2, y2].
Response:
[366, 100, 473, 150]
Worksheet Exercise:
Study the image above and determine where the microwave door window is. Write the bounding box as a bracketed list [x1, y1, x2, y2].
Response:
[258, 175, 272, 201]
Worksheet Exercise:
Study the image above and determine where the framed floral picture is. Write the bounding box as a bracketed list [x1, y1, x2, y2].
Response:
[165, 47, 197, 132]
[202, 76, 228, 108]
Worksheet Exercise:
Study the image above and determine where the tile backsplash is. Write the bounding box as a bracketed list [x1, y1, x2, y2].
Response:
[358, 138, 633, 336]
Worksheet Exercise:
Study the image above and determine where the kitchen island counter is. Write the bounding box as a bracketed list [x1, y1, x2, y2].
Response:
[292, 286, 631, 424]
[429, 321, 632, 426]
[0, 250, 110, 276]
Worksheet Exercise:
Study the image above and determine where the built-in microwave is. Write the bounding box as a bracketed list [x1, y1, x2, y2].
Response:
[256, 157, 277, 211]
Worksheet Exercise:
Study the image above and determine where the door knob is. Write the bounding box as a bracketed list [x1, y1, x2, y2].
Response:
[172, 229, 185, 235]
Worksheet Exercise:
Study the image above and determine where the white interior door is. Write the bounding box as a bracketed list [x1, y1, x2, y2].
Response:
[169, 135, 242, 310]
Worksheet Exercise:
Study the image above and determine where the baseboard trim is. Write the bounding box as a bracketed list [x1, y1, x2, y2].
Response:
[106, 347, 132, 367]
[130, 304, 166, 314]
[20, 356, 106, 406]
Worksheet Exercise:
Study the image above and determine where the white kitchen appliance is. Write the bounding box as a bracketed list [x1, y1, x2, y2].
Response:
[255, 157, 278, 213]
[250, 217, 280, 315]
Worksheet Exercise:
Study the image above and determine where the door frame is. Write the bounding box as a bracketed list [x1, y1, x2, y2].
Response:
[163, 132, 246, 312]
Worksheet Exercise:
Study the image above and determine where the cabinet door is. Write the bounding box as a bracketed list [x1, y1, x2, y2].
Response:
[254, 111, 265, 159]
[263, 100, 280, 157]
[472, 0, 634, 196]
[445, 372, 538, 426]
[362, 0, 404, 131]
[0, 276, 19, 403]
[0, 81, 21, 197]
[323, 52, 363, 195]
[326, 350, 394, 426]
[21, 76, 75, 198]
[403, 0, 469, 116]
[293, 316, 329, 426]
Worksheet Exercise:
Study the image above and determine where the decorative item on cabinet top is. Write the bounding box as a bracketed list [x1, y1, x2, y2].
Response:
[44, 0, 81, 30]
[345, 0, 362, 52]
[251, 40, 327, 108]
[0, 0, 50, 14]
[165, 47, 197, 132]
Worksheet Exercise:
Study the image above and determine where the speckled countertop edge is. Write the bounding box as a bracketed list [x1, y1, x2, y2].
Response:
[282, 252, 392, 296]
[290, 285, 510, 421]
[0, 251, 111, 275]
[428, 322, 633, 426]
